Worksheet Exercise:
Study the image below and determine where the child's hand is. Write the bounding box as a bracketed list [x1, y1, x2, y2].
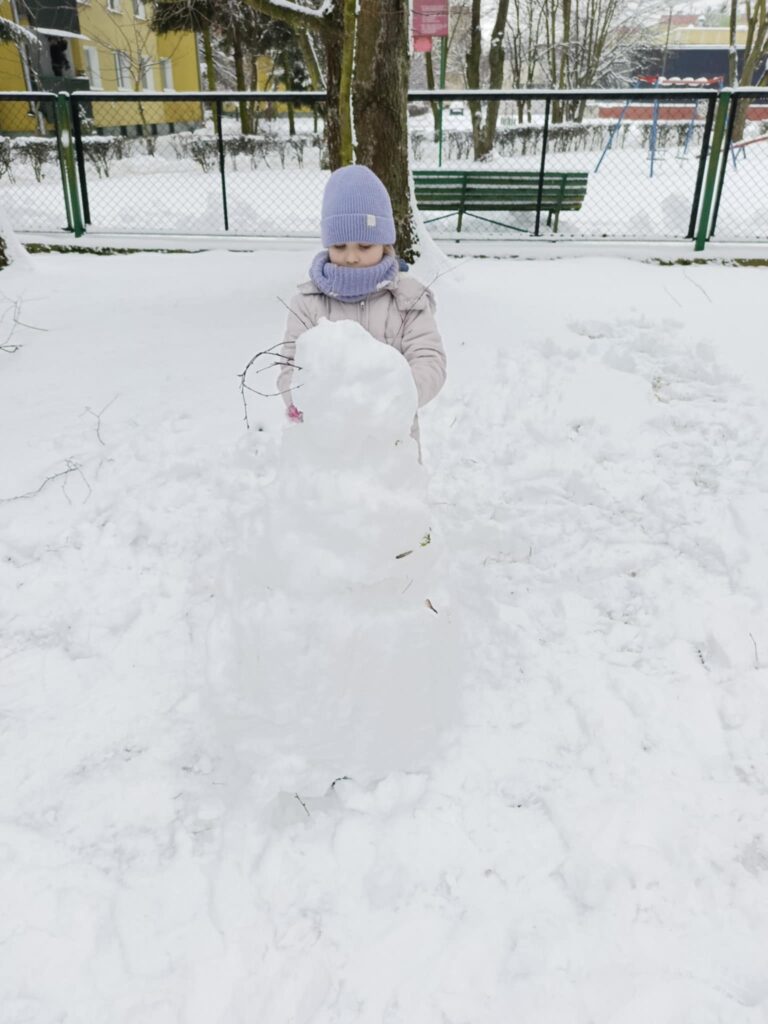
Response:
[287, 403, 304, 423]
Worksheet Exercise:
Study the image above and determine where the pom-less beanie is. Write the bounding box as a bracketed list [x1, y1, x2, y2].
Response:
[321, 164, 396, 247]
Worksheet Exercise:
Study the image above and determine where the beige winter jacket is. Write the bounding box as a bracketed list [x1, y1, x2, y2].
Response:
[278, 273, 447, 412]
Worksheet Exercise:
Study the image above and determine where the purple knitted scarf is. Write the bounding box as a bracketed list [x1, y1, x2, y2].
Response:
[309, 250, 398, 303]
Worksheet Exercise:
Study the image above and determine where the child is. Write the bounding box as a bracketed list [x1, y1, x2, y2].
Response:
[278, 165, 446, 447]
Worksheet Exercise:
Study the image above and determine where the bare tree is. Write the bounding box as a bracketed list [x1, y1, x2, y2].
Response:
[506, 0, 545, 121]
[465, 0, 511, 158]
[540, 0, 656, 122]
[234, 0, 418, 258]
[730, 0, 768, 140]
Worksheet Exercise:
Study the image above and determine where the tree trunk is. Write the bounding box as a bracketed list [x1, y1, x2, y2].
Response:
[425, 49, 441, 141]
[730, 0, 768, 142]
[553, 0, 572, 123]
[0, 233, 8, 270]
[298, 30, 324, 91]
[232, 27, 253, 134]
[320, 12, 344, 169]
[249, 54, 260, 133]
[354, 0, 417, 260]
[465, 0, 508, 159]
[240, 0, 415, 254]
[477, 0, 509, 157]
[465, 0, 483, 155]
[729, 0, 739, 87]
[201, 26, 218, 131]
[338, 0, 357, 164]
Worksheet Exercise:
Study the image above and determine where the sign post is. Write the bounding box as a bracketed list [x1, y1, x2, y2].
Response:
[412, 0, 449, 165]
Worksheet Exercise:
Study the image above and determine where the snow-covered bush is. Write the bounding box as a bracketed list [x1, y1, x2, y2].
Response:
[169, 130, 319, 173]
[81, 136, 134, 179]
[11, 138, 56, 182]
[0, 136, 12, 182]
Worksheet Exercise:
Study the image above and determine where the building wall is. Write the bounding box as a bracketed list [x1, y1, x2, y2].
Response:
[0, 0, 36, 131]
[0, 0, 202, 133]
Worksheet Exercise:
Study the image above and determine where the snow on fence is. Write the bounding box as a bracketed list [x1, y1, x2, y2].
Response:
[1, 89, 766, 244]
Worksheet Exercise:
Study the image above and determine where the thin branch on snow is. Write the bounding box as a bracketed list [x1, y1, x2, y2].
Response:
[663, 286, 683, 308]
[0, 458, 90, 505]
[749, 632, 760, 669]
[81, 396, 119, 447]
[294, 793, 311, 816]
[0, 297, 47, 354]
[682, 270, 713, 304]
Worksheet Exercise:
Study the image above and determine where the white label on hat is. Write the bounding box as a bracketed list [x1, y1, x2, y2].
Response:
[367, 214, 376, 227]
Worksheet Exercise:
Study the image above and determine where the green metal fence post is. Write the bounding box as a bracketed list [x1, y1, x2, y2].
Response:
[56, 93, 85, 237]
[215, 97, 229, 231]
[694, 90, 731, 252]
[52, 96, 74, 232]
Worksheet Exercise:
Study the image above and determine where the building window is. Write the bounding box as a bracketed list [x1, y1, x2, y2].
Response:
[140, 56, 154, 90]
[160, 58, 174, 91]
[83, 46, 103, 89]
[107, 0, 121, 12]
[114, 51, 132, 89]
[133, 0, 146, 18]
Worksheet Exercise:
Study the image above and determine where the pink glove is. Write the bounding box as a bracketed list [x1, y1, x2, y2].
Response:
[287, 403, 304, 423]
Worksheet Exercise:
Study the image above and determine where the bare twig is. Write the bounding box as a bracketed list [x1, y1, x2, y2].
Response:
[238, 343, 302, 429]
[749, 632, 760, 669]
[61, 460, 92, 505]
[0, 296, 47, 354]
[81, 395, 119, 446]
[294, 793, 310, 817]
[0, 458, 90, 504]
[683, 269, 713, 304]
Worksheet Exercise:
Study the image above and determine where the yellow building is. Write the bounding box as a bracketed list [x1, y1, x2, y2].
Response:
[0, 0, 202, 134]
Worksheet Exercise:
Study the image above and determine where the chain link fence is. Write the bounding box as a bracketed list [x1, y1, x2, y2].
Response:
[710, 88, 768, 243]
[0, 92, 73, 232]
[409, 89, 717, 242]
[68, 92, 326, 236]
[1, 88, 766, 246]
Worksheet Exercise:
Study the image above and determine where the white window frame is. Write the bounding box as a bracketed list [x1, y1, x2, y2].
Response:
[140, 56, 154, 90]
[133, 0, 146, 18]
[83, 46, 103, 89]
[114, 50, 132, 90]
[107, 0, 121, 13]
[160, 57, 174, 92]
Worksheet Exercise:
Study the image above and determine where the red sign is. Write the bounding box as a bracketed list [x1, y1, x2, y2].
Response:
[412, 0, 449, 38]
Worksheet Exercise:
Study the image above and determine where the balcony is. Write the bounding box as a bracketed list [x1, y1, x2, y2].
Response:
[25, 0, 81, 36]
[40, 75, 90, 94]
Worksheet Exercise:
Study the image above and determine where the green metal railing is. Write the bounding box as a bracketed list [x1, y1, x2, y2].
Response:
[1, 88, 766, 248]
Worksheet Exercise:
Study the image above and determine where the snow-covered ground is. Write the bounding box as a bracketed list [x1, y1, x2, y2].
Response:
[1, 247, 768, 1022]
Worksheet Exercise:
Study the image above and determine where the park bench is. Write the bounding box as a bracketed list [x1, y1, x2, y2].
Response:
[413, 169, 590, 234]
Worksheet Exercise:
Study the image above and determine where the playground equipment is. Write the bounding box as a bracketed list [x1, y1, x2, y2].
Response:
[730, 132, 768, 167]
[595, 76, 723, 177]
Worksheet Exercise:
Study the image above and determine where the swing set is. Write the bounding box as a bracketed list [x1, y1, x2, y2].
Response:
[595, 75, 724, 177]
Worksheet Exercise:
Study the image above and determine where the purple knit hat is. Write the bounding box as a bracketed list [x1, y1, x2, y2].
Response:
[321, 165, 396, 247]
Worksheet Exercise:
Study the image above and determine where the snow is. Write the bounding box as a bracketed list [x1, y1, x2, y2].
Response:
[4, 116, 768, 242]
[1, 248, 768, 1021]
[0, 201, 29, 267]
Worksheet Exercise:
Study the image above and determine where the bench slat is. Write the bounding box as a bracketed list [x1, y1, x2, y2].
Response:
[412, 168, 589, 233]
